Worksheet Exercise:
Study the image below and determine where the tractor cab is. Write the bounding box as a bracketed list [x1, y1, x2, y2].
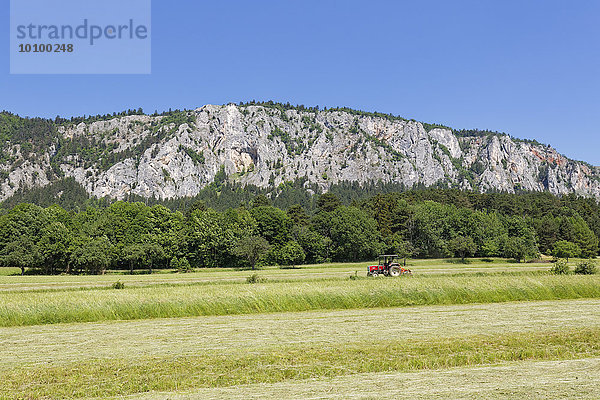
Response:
[367, 254, 411, 277]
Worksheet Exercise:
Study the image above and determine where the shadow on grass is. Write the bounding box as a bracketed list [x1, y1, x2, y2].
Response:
[444, 258, 472, 264]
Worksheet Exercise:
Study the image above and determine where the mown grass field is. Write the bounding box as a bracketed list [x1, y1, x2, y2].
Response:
[131, 358, 600, 400]
[0, 258, 599, 399]
[0, 258, 551, 289]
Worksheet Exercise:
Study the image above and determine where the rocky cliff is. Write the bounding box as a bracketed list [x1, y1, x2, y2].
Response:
[1, 103, 599, 201]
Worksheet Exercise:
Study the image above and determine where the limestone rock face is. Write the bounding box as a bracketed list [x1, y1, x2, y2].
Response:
[2, 104, 600, 201]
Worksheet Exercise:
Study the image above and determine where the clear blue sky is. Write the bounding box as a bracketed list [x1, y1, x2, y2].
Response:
[2, 0, 599, 164]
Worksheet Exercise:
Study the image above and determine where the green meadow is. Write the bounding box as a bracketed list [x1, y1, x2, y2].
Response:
[0, 259, 599, 399]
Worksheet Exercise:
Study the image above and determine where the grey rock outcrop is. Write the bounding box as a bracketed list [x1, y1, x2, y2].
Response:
[2, 104, 599, 201]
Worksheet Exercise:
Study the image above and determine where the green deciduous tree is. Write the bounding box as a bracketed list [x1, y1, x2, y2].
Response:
[124, 243, 148, 274]
[409, 201, 454, 258]
[552, 240, 581, 262]
[327, 206, 382, 261]
[297, 228, 331, 264]
[187, 208, 257, 268]
[502, 216, 539, 262]
[70, 236, 113, 275]
[448, 235, 478, 261]
[233, 236, 271, 270]
[273, 240, 305, 267]
[38, 222, 72, 274]
[250, 206, 291, 245]
[503, 236, 538, 263]
[0, 235, 40, 275]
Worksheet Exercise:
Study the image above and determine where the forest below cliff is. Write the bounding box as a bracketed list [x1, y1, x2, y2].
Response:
[1, 188, 598, 274]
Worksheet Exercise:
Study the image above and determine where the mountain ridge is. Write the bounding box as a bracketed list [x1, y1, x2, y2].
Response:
[1, 102, 599, 202]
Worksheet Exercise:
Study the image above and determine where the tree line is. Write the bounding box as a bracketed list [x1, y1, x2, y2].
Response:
[0, 190, 598, 275]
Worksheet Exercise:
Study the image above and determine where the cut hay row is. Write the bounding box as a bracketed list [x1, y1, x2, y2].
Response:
[2, 327, 598, 398]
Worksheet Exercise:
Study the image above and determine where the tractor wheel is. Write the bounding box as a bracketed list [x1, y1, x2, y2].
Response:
[371, 272, 378, 277]
[389, 266, 401, 277]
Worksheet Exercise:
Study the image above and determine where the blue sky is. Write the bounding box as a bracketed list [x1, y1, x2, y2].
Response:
[1, 0, 599, 164]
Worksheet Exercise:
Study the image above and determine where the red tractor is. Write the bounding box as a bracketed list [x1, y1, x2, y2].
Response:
[368, 255, 412, 277]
